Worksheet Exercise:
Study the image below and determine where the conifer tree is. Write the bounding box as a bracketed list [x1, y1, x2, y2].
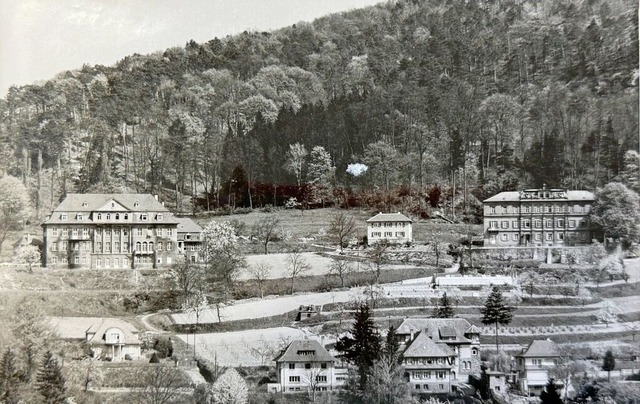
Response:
[433, 292, 455, 318]
[382, 325, 400, 367]
[540, 379, 563, 404]
[335, 303, 381, 389]
[480, 286, 514, 352]
[602, 350, 615, 381]
[36, 351, 66, 404]
[0, 348, 20, 404]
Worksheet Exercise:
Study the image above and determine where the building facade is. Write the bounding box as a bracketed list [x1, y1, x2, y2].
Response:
[85, 319, 142, 361]
[42, 194, 180, 269]
[514, 339, 562, 395]
[176, 217, 203, 263]
[483, 188, 594, 247]
[397, 318, 481, 393]
[366, 212, 413, 245]
[269, 339, 347, 394]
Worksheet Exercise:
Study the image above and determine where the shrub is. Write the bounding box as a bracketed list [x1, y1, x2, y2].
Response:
[149, 353, 160, 363]
[154, 337, 174, 358]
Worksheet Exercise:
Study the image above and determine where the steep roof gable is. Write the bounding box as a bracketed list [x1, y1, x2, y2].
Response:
[274, 339, 335, 363]
[403, 332, 455, 358]
[516, 339, 560, 358]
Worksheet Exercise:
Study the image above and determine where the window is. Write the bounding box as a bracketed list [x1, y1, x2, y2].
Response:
[534, 220, 541, 228]
[97, 213, 102, 220]
[60, 214, 67, 220]
[62, 228, 68, 237]
[51, 257, 57, 264]
[96, 242, 102, 251]
[124, 257, 129, 268]
[115, 242, 120, 252]
[62, 256, 68, 264]
[289, 376, 300, 383]
[532, 359, 542, 366]
[82, 202, 88, 207]
[114, 258, 119, 267]
[62, 241, 68, 251]
[124, 213, 129, 220]
[52, 228, 58, 237]
[167, 242, 172, 251]
[123, 242, 129, 252]
[512, 234, 518, 241]
[52, 243, 57, 251]
[74, 257, 79, 264]
[82, 257, 87, 265]
[73, 242, 79, 251]
[321, 363, 327, 369]
[501, 221, 508, 229]
[96, 258, 101, 268]
[415, 385, 421, 390]
[106, 213, 111, 220]
[384, 232, 392, 237]
[149, 242, 154, 251]
[157, 258, 162, 265]
[157, 242, 162, 251]
[570, 220, 576, 228]
[142, 242, 148, 252]
[135, 242, 141, 251]
[140, 214, 148, 221]
[557, 233, 564, 241]
[396, 232, 405, 237]
[105, 258, 110, 267]
[501, 234, 508, 241]
[523, 219, 530, 228]
[305, 363, 311, 369]
[115, 213, 120, 220]
[437, 371, 445, 379]
[137, 228, 143, 236]
[289, 363, 295, 369]
[471, 348, 478, 356]
[157, 214, 163, 221]
[316, 376, 327, 382]
[105, 243, 111, 252]
[535, 233, 541, 241]
[489, 221, 498, 229]
[167, 257, 172, 264]
[512, 221, 518, 228]
[156, 228, 162, 236]
[134, 202, 140, 207]
[82, 228, 89, 238]
[546, 233, 553, 240]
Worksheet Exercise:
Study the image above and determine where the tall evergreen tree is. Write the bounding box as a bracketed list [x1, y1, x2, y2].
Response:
[433, 292, 456, 318]
[602, 350, 615, 381]
[0, 348, 20, 404]
[540, 379, 563, 404]
[36, 351, 66, 404]
[480, 286, 514, 352]
[382, 325, 401, 367]
[335, 303, 381, 389]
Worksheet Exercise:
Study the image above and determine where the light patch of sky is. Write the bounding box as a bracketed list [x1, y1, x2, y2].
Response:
[0, 0, 382, 96]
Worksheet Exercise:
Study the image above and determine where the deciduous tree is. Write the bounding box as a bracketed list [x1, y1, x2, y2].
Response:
[12, 245, 41, 273]
[169, 254, 205, 307]
[209, 368, 248, 404]
[329, 257, 354, 288]
[252, 215, 281, 254]
[480, 286, 514, 352]
[248, 263, 271, 299]
[328, 212, 357, 251]
[139, 365, 183, 404]
[285, 143, 308, 186]
[590, 182, 640, 243]
[286, 250, 311, 294]
[0, 175, 31, 253]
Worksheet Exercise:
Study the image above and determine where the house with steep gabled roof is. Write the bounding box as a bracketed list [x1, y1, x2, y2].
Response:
[269, 339, 346, 394]
[366, 212, 412, 245]
[515, 339, 562, 395]
[42, 193, 181, 269]
[398, 318, 481, 393]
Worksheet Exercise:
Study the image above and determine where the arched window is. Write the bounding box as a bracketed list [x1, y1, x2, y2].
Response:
[115, 213, 120, 220]
[471, 348, 478, 356]
[142, 242, 148, 252]
[106, 213, 111, 220]
[97, 213, 102, 220]
[149, 242, 154, 251]
[135, 241, 141, 251]
[124, 213, 129, 220]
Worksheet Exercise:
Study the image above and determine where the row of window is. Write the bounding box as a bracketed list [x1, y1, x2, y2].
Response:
[51, 226, 175, 238]
[51, 240, 175, 253]
[288, 375, 328, 383]
[412, 371, 447, 380]
[49, 255, 174, 267]
[369, 222, 409, 228]
[415, 384, 445, 390]
[288, 362, 328, 370]
[495, 232, 589, 242]
[370, 232, 407, 238]
[57, 212, 164, 222]
[405, 357, 451, 365]
[489, 219, 586, 229]
[487, 204, 591, 214]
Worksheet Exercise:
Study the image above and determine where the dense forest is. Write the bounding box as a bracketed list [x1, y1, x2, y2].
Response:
[0, 0, 638, 219]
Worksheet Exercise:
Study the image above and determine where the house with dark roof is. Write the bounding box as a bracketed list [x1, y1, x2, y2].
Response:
[483, 188, 594, 247]
[398, 318, 481, 393]
[514, 339, 561, 395]
[269, 339, 346, 394]
[366, 212, 413, 245]
[176, 217, 203, 263]
[42, 194, 180, 269]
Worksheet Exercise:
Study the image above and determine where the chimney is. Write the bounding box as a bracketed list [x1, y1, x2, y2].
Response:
[410, 328, 414, 341]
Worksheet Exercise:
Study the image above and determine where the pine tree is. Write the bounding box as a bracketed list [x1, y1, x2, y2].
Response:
[433, 292, 455, 318]
[36, 351, 66, 404]
[382, 326, 400, 367]
[0, 348, 20, 404]
[480, 286, 514, 352]
[602, 350, 615, 381]
[335, 303, 381, 389]
[540, 379, 563, 404]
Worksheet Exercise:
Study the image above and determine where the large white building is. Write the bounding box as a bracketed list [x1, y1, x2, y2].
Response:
[366, 212, 413, 245]
[514, 339, 562, 395]
[483, 188, 594, 247]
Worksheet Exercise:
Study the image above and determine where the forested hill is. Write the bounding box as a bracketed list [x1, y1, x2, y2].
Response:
[0, 0, 638, 216]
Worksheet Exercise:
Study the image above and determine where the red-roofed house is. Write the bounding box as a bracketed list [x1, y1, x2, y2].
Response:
[514, 339, 561, 395]
[366, 212, 413, 245]
[269, 339, 346, 393]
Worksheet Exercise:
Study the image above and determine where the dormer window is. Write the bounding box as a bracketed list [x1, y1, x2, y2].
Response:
[157, 214, 163, 221]
[111, 202, 115, 208]
[77, 214, 83, 220]
[97, 213, 102, 220]
[140, 214, 148, 221]
[106, 213, 111, 220]
[115, 213, 119, 220]
[134, 202, 140, 208]
[60, 214, 67, 220]
[82, 202, 88, 207]
[124, 213, 129, 220]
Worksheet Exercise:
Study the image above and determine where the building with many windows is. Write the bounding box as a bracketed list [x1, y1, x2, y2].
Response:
[515, 339, 562, 395]
[398, 318, 481, 393]
[483, 188, 595, 247]
[176, 217, 203, 263]
[366, 212, 413, 245]
[42, 194, 181, 269]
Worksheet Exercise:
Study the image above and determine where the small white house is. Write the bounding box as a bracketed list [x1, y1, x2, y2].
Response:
[514, 339, 561, 395]
[85, 319, 142, 361]
[366, 212, 413, 245]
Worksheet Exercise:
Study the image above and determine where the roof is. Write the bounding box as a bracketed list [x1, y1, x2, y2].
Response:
[43, 193, 179, 225]
[85, 318, 141, 345]
[274, 339, 335, 363]
[176, 217, 203, 234]
[366, 212, 412, 223]
[466, 325, 481, 334]
[483, 190, 595, 203]
[515, 340, 560, 358]
[48, 317, 140, 344]
[397, 318, 473, 336]
[403, 331, 456, 358]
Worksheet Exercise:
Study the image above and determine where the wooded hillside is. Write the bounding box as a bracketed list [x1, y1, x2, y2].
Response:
[0, 0, 637, 218]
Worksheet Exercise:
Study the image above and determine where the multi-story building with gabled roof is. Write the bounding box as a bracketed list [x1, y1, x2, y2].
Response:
[366, 212, 413, 245]
[397, 318, 481, 393]
[42, 193, 181, 269]
[483, 188, 595, 247]
[176, 217, 203, 263]
[515, 339, 562, 395]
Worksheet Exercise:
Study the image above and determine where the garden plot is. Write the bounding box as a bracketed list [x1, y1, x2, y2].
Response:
[179, 327, 309, 366]
[238, 252, 335, 280]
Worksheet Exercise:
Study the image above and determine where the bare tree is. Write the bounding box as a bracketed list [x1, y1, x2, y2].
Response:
[248, 263, 271, 298]
[182, 291, 209, 355]
[368, 241, 388, 284]
[248, 338, 278, 365]
[139, 365, 184, 404]
[170, 255, 204, 306]
[64, 358, 103, 393]
[303, 365, 327, 402]
[252, 215, 281, 254]
[328, 212, 357, 251]
[287, 250, 311, 294]
[329, 257, 354, 288]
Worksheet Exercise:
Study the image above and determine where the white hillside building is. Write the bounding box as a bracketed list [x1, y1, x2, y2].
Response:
[366, 212, 413, 245]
